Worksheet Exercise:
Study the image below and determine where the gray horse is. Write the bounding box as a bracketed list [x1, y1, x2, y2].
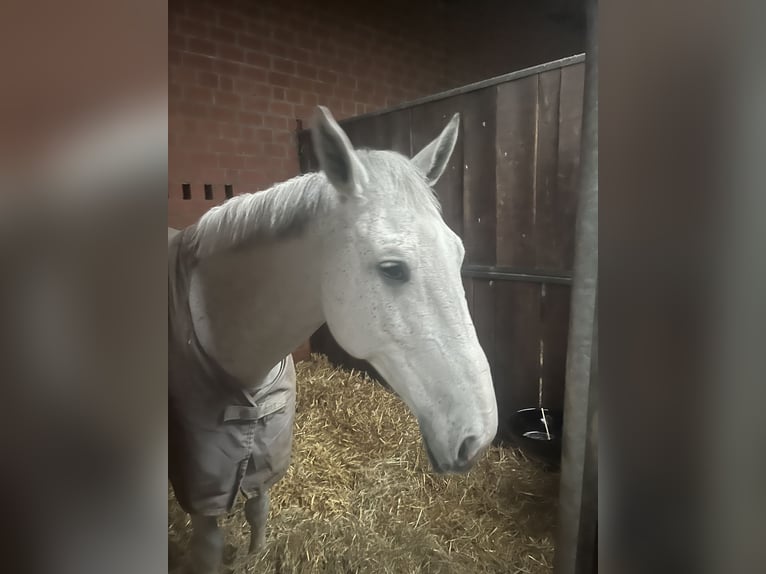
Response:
[168, 106, 498, 573]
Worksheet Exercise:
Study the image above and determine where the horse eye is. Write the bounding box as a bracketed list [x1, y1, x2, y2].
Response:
[378, 261, 409, 282]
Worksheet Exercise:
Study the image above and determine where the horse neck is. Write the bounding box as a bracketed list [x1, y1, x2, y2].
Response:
[188, 225, 326, 387]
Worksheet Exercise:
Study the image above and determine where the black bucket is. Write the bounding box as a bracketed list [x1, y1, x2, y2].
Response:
[507, 407, 563, 468]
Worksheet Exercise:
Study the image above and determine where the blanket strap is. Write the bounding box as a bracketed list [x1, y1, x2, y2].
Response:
[223, 390, 290, 422]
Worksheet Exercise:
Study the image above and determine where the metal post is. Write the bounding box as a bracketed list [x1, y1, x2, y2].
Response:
[554, 0, 598, 572]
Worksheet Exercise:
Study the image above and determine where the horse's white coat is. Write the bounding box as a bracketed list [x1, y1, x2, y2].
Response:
[188, 106, 498, 473]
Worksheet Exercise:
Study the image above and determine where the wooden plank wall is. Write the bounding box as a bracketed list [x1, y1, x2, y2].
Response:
[298, 59, 585, 442]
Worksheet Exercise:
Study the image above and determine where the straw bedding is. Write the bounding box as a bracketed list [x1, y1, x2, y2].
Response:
[168, 355, 559, 573]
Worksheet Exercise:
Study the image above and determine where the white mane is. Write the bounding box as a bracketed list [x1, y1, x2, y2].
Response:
[190, 150, 441, 258]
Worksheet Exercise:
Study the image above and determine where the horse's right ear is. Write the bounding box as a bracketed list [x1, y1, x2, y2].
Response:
[311, 106, 369, 198]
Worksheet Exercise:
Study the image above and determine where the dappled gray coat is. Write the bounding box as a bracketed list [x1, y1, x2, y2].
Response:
[168, 227, 296, 516]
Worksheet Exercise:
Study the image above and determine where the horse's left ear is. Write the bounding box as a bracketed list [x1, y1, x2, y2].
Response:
[411, 113, 460, 186]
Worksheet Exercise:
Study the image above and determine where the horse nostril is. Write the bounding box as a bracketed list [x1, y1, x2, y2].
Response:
[457, 435, 480, 466]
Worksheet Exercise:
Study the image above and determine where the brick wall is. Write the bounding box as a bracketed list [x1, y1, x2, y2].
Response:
[169, 0, 451, 229]
[168, 0, 585, 229]
[168, 0, 585, 361]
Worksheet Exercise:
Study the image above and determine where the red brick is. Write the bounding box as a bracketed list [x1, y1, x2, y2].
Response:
[177, 17, 208, 39]
[333, 86, 354, 101]
[209, 107, 238, 123]
[197, 71, 219, 89]
[239, 33, 264, 52]
[209, 138, 237, 154]
[246, 19, 273, 38]
[218, 10, 242, 30]
[213, 59, 241, 78]
[238, 141, 263, 156]
[295, 62, 317, 80]
[169, 33, 187, 50]
[169, 49, 184, 67]
[272, 57, 295, 75]
[238, 170, 267, 186]
[240, 66, 268, 83]
[169, 151, 189, 170]
[289, 76, 318, 94]
[171, 0, 458, 230]
[326, 98, 343, 112]
[169, 83, 183, 100]
[244, 156, 269, 170]
[302, 92, 319, 106]
[251, 83, 272, 99]
[238, 111, 264, 126]
[268, 71, 291, 88]
[219, 76, 234, 92]
[329, 57, 352, 75]
[262, 115, 288, 130]
[272, 131, 293, 145]
[177, 101, 210, 119]
[317, 38, 337, 56]
[232, 77, 254, 94]
[208, 25, 235, 44]
[285, 89, 302, 104]
[186, 86, 214, 104]
[243, 95, 269, 112]
[196, 120, 220, 136]
[336, 73, 357, 88]
[200, 168, 226, 183]
[189, 37, 216, 56]
[317, 69, 338, 84]
[183, 52, 214, 71]
[269, 100, 293, 116]
[263, 143, 287, 158]
[219, 123, 241, 139]
[293, 105, 314, 121]
[220, 155, 247, 170]
[215, 91, 241, 108]
[218, 44, 245, 62]
[297, 35, 318, 51]
[189, 152, 217, 167]
[246, 51, 271, 69]
[186, 1, 217, 23]
[341, 100, 355, 115]
[254, 128, 273, 142]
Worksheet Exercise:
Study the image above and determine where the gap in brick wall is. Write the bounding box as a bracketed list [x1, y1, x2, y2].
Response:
[182, 183, 191, 200]
[204, 184, 213, 200]
[225, 184, 234, 199]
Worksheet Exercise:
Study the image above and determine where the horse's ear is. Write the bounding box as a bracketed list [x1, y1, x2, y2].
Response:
[412, 113, 460, 186]
[311, 106, 369, 198]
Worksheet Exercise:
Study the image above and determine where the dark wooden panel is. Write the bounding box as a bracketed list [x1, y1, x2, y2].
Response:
[410, 97, 464, 236]
[461, 87, 497, 266]
[555, 62, 586, 272]
[492, 281, 543, 440]
[338, 117, 365, 148]
[471, 279, 496, 386]
[532, 69, 565, 269]
[462, 275, 474, 316]
[340, 110, 411, 155]
[495, 75, 538, 268]
[540, 283, 571, 412]
[375, 110, 412, 156]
